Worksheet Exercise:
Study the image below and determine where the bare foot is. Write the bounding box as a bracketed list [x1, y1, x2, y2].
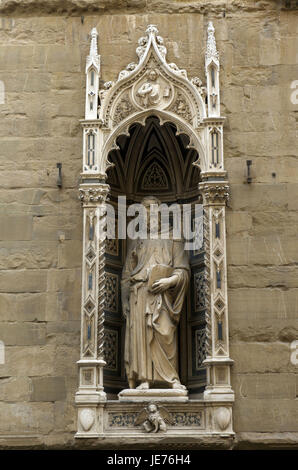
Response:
[136, 381, 149, 390]
[172, 381, 186, 390]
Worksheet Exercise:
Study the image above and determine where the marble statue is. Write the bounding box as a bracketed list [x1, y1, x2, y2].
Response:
[121, 196, 190, 391]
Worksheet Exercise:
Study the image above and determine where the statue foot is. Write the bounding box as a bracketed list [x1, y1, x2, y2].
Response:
[136, 381, 150, 390]
[172, 380, 186, 390]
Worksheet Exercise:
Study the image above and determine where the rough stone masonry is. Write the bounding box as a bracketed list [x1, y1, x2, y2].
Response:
[0, 0, 297, 449]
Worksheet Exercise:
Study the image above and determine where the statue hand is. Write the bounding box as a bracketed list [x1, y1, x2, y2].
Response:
[151, 277, 173, 294]
[137, 83, 152, 96]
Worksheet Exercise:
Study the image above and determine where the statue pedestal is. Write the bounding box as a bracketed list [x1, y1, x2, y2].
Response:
[118, 388, 189, 403]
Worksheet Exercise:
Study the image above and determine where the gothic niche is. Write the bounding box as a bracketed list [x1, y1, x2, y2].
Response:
[103, 116, 207, 398]
[76, 23, 234, 440]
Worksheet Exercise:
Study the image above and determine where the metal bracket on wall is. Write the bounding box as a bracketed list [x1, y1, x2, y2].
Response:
[246, 160, 252, 184]
[57, 163, 62, 188]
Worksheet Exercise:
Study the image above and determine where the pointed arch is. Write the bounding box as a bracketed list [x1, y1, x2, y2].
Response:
[103, 109, 206, 175]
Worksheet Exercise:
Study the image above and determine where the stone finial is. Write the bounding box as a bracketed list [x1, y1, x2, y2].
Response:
[86, 27, 100, 73]
[90, 27, 98, 56]
[206, 21, 219, 63]
[146, 24, 159, 36]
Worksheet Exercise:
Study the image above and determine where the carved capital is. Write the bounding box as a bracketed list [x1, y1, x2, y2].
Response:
[199, 181, 229, 205]
[79, 184, 110, 206]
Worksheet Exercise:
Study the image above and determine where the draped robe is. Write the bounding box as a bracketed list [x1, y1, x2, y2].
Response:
[121, 236, 190, 386]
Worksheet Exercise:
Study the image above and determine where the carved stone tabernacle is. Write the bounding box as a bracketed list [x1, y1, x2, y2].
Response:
[75, 23, 235, 442]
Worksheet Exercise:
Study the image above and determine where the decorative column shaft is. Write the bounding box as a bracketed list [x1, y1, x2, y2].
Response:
[75, 183, 109, 437]
[200, 175, 234, 402]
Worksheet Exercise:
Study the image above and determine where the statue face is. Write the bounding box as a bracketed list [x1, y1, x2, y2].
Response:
[148, 404, 157, 413]
[141, 197, 161, 233]
[148, 70, 157, 81]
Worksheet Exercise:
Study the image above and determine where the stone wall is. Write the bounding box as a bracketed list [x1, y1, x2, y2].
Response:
[0, 0, 297, 449]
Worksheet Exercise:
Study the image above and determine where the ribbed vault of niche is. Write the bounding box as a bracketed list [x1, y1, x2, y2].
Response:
[107, 116, 201, 202]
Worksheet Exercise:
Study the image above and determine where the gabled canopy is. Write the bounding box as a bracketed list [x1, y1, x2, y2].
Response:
[98, 24, 207, 130]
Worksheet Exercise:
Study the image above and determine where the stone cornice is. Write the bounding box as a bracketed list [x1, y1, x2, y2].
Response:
[0, 0, 281, 16]
[80, 119, 104, 128]
[202, 117, 226, 125]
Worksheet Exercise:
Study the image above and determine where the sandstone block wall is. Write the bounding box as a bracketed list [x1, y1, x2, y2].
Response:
[0, 0, 297, 449]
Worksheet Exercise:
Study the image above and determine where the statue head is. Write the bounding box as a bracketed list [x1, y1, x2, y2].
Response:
[148, 69, 158, 81]
[141, 195, 161, 208]
[141, 196, 161, 234]
[147, 403, 158, 413]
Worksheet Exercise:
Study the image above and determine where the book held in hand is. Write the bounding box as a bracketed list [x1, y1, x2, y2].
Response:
[148, 264, 174, 291]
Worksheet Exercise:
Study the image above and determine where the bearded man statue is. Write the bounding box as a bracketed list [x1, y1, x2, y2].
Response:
[121, 196, 190, 391]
